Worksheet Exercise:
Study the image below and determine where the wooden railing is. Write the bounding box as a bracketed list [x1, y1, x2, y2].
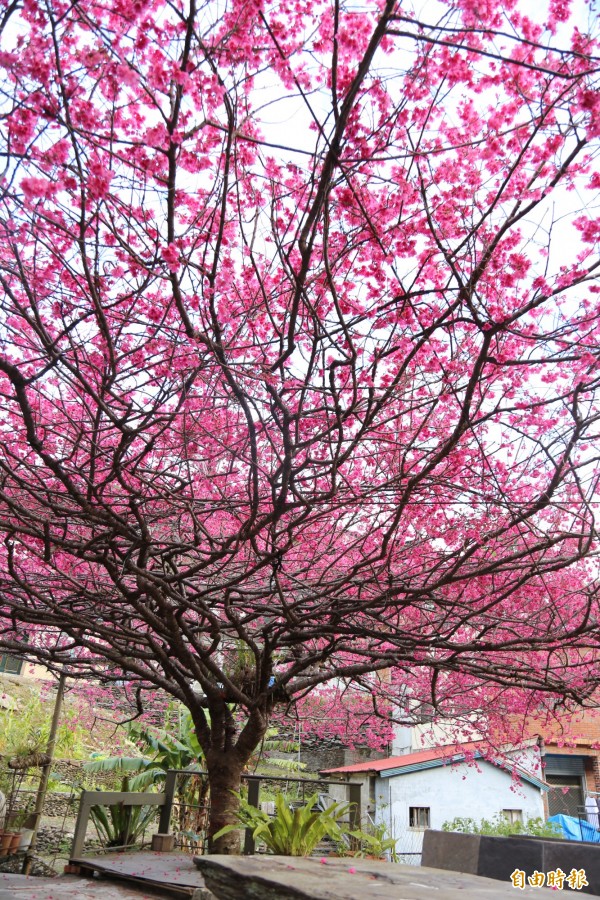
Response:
[71, 790, 167, 858]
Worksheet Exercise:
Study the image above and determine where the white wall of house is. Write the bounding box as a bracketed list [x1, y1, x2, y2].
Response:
[502, 744, 544, 778]
[375, 758, 545, 858]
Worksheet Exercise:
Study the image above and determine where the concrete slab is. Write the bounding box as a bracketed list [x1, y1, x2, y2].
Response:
[423, 829, 598, 895]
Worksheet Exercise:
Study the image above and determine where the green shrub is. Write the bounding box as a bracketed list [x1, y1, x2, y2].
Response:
[442, 813, 562, 838]
[344, 820, 399, 860]
[89, 784, 158, 849]
[0, 694, 94, 761]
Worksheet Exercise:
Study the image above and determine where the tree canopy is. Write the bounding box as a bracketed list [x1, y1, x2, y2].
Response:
[0, 0, 599, 849]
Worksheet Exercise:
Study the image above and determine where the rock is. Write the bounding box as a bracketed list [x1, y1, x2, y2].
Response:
[194, 855, 549, 900]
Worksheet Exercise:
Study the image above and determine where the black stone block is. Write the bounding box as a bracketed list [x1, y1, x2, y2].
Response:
[422, 830, 481, 873]
[477, 836, 543, 882]
[544, 839, 600, 895]
[422, 829, 600, 895]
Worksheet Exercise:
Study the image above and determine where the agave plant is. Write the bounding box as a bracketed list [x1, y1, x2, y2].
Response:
[214, 792, 351, 856]
[89, 773, 159, 849]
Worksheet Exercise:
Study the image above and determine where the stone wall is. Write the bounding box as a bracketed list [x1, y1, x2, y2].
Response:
[10, 790, 80, 817]
[52, 758, 117, 789]
[1, 757, 119, 821]
[298, 737, 388, 776]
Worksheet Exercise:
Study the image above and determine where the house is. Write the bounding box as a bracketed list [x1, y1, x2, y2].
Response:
[321, 740, 548, 860]
[389, 705, 600, 822]
[0, 650, 52, 681]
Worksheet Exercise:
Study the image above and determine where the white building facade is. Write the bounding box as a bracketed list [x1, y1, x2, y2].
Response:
[322, 741, 547, 861]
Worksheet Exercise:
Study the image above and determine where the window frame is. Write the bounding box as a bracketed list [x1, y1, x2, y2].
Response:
[0, 653, 24, 675]
[502, 809, 523, 824]
[409, 806, 431, 829]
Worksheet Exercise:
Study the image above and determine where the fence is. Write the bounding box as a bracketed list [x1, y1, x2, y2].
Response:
[70, 770, 363, 859]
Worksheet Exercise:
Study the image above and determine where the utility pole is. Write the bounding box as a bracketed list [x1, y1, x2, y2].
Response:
[22, 670, 67, 875]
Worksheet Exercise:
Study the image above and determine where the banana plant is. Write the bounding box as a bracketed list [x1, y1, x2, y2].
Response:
[85, 715, 303, 785]
[84, 710, 208, 842]
[84, 709, 205, 785]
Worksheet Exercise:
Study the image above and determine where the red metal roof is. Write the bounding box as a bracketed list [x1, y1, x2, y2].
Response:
[320, 741, 502, 775]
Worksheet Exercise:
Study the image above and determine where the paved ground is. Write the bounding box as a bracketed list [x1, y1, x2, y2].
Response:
[0, 873, 174, 899]
[0, 852, 212, 899]
[70, 851, 208, 895]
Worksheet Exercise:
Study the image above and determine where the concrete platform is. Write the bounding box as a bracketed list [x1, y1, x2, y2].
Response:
[4, 852, 557, 900]
[194, 855, 552, 898]
[423, 829, 598, 894]
[70, 852, 209, 897]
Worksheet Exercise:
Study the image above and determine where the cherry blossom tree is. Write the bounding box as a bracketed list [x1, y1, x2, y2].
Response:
[0, 0, 599, 851]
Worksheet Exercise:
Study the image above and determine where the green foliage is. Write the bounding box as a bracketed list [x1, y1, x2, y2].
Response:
[85, 706, 304, 848]
[214, 792, 351, 856]
[84, 755, 166, 791]
[0, 772, 12, 796]
[85, 707, 208, 843]
[0, 693, 93, 762]
[128, 711, 205, 771]
[84, 706, 205, 786]
[248, 727, 306, 776]
[223, 641, 255, 684]
[345, 820, 399, 860]
[89, 706, 303, 778]
[89, 776, 158, 848]
[0, 691, 92, 828]
[5, 802, 35, 830]
[442, 814, 563, 838]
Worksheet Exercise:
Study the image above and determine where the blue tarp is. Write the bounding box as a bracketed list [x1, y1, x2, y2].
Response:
[548, 814, 600, 843]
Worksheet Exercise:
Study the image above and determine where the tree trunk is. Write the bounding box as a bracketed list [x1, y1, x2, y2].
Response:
[206, 750, 246, 854]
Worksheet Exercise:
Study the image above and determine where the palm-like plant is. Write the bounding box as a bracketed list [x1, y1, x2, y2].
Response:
[214, 792, 351, 856]
[88, 772, 160, 849]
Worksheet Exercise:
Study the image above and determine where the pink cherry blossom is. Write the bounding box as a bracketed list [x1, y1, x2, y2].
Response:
[0, 0, 598, 854]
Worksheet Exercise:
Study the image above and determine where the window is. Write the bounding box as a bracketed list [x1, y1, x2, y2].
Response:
[0, 654, 23, 675]
[546, 775, 584, 818]
[409, 806, 430, 829]
[502, 809, 523, 824]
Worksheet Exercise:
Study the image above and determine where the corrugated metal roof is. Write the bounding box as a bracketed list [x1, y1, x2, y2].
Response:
[319, 741, 484, 774]
[320, 741, 548, 791]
